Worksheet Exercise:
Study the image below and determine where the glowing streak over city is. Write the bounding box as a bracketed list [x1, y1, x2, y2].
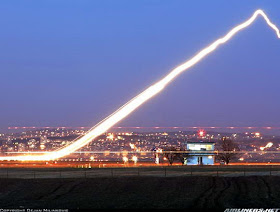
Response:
[1, 9, 280, 161]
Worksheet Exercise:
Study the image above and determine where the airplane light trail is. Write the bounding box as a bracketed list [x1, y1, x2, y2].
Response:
[1, 9, 280, 161]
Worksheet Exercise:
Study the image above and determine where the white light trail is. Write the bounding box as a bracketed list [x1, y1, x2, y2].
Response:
[1, 9, 279, 161]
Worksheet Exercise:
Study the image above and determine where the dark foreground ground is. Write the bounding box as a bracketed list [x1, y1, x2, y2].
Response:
[1, 176, 280, 211]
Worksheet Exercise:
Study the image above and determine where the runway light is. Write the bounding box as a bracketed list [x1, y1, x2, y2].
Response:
[40, 144, 45, 150]
[132, 156, 138, 163]
[155, 157, 160, 164]
[0, 9, 279, 161]
[123, 156, 128, 163]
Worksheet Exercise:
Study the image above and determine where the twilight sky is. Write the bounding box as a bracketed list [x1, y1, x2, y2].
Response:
[1, 0, 280, 130]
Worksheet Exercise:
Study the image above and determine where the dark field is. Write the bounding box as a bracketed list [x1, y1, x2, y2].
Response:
[1, 176, 280, 210]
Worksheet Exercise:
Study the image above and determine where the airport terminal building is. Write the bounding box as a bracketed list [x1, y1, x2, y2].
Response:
[184, 141, 216, 165]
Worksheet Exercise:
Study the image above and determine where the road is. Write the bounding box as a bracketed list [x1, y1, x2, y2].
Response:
[0, 161, 280, 168]
[1, 163, 280, 178]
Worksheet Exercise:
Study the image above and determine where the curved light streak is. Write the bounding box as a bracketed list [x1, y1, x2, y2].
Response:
[1, 9, 280, 161]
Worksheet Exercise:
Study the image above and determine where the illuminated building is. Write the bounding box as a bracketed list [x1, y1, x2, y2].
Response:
[185, 141, 215, 165]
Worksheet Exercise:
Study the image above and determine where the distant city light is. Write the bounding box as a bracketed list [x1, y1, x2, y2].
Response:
[255, 132, 261, 137]
[132, 156, 138, 164]
[106, 133, 114, 140]
[156, 148, 163, 153]
[129, 143, 136, 150]
[123, 156, 128, 163]
[40, 144, 45, 150]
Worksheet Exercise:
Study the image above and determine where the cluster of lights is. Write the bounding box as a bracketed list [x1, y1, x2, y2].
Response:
[122, 156, 138, 163]
[106, 133, 115, 140]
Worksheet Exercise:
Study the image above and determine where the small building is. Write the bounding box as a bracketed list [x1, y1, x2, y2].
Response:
[184, 141, 215, 165]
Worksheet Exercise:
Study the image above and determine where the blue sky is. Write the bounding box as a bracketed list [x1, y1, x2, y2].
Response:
[1, 0, 280, 130]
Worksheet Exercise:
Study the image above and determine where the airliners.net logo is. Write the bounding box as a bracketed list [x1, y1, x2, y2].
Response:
[225, 209, 280, 212]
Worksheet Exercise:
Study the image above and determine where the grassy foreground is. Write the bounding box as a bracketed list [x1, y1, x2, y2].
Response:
[0, 176, 280, 210]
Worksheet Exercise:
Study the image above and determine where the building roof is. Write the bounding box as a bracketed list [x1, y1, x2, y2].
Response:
[186, 141, 215, 144]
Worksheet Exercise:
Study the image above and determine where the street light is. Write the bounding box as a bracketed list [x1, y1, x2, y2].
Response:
[132, 156, 138, 164]
[123, 156, 128, 163]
